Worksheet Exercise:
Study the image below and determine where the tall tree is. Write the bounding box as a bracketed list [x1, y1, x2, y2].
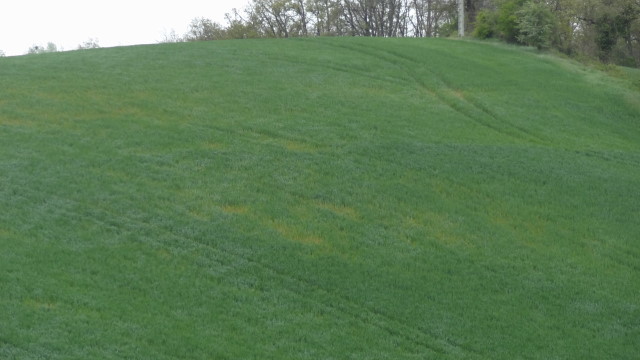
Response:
[250, 0, 297, 37]
[307, 0, 346, 35]
[184, 17, 224, 41]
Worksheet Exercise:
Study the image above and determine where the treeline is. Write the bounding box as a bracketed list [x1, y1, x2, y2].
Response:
[165, 0, 460, 41]
[471, 0, 640, 66]
[172, 0, 639, 67]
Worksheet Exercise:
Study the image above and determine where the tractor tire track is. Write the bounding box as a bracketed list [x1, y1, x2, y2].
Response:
[324, 39, 548, 144]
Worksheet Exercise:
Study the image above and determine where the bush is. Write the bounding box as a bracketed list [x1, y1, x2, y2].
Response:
[28, 42, 58, 55]
[473, 10, 499, 39]
[184, 17, 225, 41]
[497, 0, 526, 42]
[595, 12, 618, 61]
[516, 1, 554, 49]
[78, 38, 100, 50]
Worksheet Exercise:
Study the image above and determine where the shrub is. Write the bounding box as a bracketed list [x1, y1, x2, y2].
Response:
[516, 1, 555, 49]
[473, 10, 499, 39]
[497, 0, 526, 42]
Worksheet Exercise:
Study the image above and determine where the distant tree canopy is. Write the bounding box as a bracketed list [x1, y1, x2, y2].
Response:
[177, 0, 638, 66]
[28, 42, 59, 54]
[78, 38, 100, 50]
[472, 0, 640, 65]
[169, 0, 461, 42]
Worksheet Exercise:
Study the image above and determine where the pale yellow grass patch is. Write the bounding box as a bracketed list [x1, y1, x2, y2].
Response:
[188, 209, 209, 221]
[268, 220, 324, 246]
[443, 88, 465, 100]
[23, 299, 57, 310]
[314, 201, 359, 220]
[155, 248, 172, 259]
[221, 204, 249, 215]
[203, 142, 225, 150]
[422, 211, 470, 248]
[0, 117, 37, 128]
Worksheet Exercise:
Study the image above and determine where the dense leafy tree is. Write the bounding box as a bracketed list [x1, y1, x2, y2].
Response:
[496, 0, 526, 42]
[473, 9, 498, 38]
[223, 10, 262, 39]
[28, 42, 58, 54]
[516, 1, 554, 49]
[185, 17, 225, 41]
[78, 38, 100, 50]
[248, 0, 299, 37]
[307, 0, 347, 35]
[411, 0, 458, 37]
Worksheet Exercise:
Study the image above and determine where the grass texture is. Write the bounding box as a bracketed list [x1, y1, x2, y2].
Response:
[0, 37, 639, 359]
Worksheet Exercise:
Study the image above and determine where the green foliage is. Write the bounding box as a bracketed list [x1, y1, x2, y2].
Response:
[516, 1, 555, 49]
[497, 0, 526, 42]
[0, 38, 639, 359]
[184, 17, 225, 41]
[77, 38, 100, 50]
[596, 12, 619, 61]
[468, 0, 639, 66]
[27, 42, 58, 54]
[473, 9, 498, 39]
[223, 18, 261, 39]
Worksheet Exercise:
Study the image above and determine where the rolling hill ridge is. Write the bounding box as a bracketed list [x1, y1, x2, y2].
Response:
[0, 38, 638, 359]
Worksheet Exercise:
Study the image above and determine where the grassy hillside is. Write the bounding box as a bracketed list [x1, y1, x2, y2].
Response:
[0, 38, 638, 359]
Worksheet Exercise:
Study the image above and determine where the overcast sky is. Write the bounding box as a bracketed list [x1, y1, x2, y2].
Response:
[0, 0, 251, 56]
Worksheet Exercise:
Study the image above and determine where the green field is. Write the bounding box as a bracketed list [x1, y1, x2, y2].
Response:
[1, 37, 639, 359]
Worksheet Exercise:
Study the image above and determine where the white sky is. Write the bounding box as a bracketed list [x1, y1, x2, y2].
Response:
[0, 0, 251, 56]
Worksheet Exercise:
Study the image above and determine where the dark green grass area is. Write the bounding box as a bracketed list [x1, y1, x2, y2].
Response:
[1, 38, 639, 359]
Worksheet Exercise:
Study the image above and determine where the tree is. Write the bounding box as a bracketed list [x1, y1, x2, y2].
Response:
[292, 0, 309, 35]
[184, 17, 224, 41]
[342, 0, 409, 37]
[224, 9, 262, 39]
[160, 29, 184, 43]
[78, 38, 100, 49]
[516, 1, 554, 49]
[250, 0, 298, 37]
[307, 0, 346, 36]
[473, 9, 498, 38]
[497, 0, 526, 42]
[28, 42, 58, 54]
[0, 50, 5, 57]
[570, 0, 640, 64]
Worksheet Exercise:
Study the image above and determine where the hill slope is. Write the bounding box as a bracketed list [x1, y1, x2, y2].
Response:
[0, 38, 639, 359]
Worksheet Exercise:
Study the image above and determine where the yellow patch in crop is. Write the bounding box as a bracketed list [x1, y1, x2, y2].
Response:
[188, 209, 210, 221]
[221, 205, 249, 215]
[490, 212, 510, 226]
[433, 228, 464, 246]
[269, 220, 324, 246]
[155, 248, 172, 259]
[489, 206, 548, 242]
[203, 142, 225, 150]
[24, 299, 57, 310]
[444, 88, 466, 100]
[314, 201, 358, 220]
[0, 117, 37, 128]
[422, 211, 470, 248]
